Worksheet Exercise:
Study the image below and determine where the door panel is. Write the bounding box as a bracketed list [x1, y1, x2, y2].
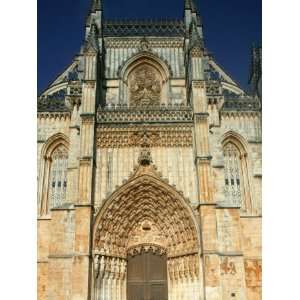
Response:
[127, 250, 168, 300]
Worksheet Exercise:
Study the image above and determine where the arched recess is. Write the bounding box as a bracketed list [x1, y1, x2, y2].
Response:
[92, 163, 202, 300]
[38, 133, 69, 216]
[118, 52, 172, 106]
[220, 131, 253, 213]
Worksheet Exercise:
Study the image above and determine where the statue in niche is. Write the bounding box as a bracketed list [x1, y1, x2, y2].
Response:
[129, 65, 161, 106]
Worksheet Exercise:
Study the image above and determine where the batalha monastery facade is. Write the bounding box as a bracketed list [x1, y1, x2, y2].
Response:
[37, 1, 262, 299]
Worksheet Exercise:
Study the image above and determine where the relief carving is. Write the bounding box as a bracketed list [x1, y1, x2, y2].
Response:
[220, 257, 237, 275]
[97, 125, 193, 148]
[244, 259, 262, 287]
[204, 255, 219, 287]
[129, 65, 161, 106]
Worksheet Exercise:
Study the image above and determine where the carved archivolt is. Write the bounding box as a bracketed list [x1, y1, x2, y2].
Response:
[93, 163, 200, 258]
[97, 125, 193, 148]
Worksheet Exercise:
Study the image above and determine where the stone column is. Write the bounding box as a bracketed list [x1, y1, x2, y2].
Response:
[71, 36, 99, 300]
[189, 50, 221, 300]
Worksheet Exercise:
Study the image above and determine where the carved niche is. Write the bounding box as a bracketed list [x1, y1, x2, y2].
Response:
[129, 64, 162, 106]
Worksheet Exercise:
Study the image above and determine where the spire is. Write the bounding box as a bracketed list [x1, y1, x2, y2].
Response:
[249, 44, 262, 99]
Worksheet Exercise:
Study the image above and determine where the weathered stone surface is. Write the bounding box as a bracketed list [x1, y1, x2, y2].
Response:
[37, 2, 261, 299]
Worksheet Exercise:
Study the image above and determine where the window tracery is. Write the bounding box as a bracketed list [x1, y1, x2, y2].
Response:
[48, 145, 68, 209]
[223, 142, 243, 207]
[38, 135, 69, 216]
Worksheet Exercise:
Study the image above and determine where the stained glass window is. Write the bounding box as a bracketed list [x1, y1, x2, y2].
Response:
[48, 145, 68, 209]
[223, 143, 243, 206]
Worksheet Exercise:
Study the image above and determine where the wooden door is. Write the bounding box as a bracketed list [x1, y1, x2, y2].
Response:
[127, 250, 168, 300]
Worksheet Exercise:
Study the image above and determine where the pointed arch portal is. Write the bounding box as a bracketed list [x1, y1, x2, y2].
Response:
[93, 164, 202, 300]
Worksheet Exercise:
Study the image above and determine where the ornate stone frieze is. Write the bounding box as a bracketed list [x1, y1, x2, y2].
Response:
[97, 106, 193, 124]
[221, 111, 261, 118]
[222, 97, 261, 112]
[96, 125, 193, 148]
[105, 37, 184, 48]
[127, 244, 167, 257]
[37, 112, 70, 120]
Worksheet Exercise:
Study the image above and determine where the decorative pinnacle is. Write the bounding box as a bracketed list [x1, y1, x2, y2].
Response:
[190, 20, 202, 47]
[185, 0, 198, 12]
[184, 0, 192, 9]
[91, 0, 102, 12]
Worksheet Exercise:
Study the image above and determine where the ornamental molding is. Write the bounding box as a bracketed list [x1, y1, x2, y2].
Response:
[96, 125, 193, 148]
[127, 244, 167, 257]
[83, 81, 96, 88]
[191, 47, 203, 58]
[221, 111, 261, 118]
[104, 37, 184, 49]
[97, 106, 193, 124]
[37, 112, 71, 120]
[194, 113, 209, 122]
[81, 114, 95, 124]
[192, 81, 206, 89]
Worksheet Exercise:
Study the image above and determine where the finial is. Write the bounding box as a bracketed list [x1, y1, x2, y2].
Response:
[185, 0, 192, 9]
[91, 0, 102, 12]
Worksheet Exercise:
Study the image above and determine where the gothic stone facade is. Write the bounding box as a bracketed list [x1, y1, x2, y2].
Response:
[37, 1, 262, 299]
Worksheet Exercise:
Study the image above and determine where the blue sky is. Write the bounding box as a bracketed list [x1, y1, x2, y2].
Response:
[38, 0, 261, 94]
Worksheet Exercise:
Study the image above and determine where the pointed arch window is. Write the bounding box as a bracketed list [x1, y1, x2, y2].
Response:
[222, 138, 252, 211]
[38, 134, 69, 216]
[223, 143, 243, 206]
[48, 145, 68, 209]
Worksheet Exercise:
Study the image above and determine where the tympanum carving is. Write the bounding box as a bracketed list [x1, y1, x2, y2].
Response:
[129, 65, 161, 106]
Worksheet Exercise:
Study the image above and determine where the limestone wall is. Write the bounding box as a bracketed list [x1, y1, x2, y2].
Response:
[94, 146, 198, 208]
[37, 114, 70, 142]
[104, 38, 185, 79]
[209, 113, 262, 215]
